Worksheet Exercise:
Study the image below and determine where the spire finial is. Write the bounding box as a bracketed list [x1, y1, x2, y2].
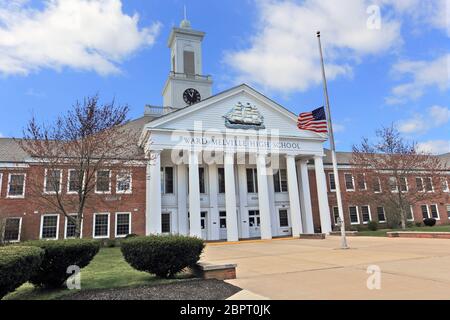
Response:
[180, 5, 191, 29]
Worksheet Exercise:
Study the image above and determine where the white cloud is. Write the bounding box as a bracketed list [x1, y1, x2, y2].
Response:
[0, 132, 4, 137]
[398, 105, 450, 134]
[225, 0, 402, 93]
[0, 0, 161, 76]
[333, 123, 346, 133]
[416, 140, 450, 155]
[386, 54, 450, 105]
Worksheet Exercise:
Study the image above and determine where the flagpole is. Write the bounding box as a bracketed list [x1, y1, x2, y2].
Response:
[316, 31, 348, 249]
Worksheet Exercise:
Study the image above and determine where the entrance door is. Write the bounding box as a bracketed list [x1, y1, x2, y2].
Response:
[219, 211, 227, 240]
[278, 208, 292, 236]
[248, 210, 261, 238]
[200, 211, 208, 240]
[161, 212, 171, 234]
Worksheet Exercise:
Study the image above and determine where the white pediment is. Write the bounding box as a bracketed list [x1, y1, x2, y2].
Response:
[146, 84, 327, 141]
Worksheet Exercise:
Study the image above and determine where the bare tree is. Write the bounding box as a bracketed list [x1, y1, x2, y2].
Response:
[351, 125, 449, 229]
[19, 95, 136, 238]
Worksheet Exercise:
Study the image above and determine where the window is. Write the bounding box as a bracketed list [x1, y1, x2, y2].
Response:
[219, 211, 227, 229]
[0, 173, 2, 195]
[3, 217, 22, 242]
[218, 168, 225, 194]
[442, 178, 449, 192]
[65, 215, 81, 239]
[447, 205, 450, 219]
[273, 169, 288, 193]
[377, 207, 386, 222]
[407, 206, 414, 221]
[7, 173, 25, 197]
[329, 173, 336, 191]
[187, 167, 205, 194]
[44, 169, 62, 194]
[96, 170, 111, 193]
[183, 50, 195, 75]
[424, 177, 434, 192]
[420, 205, 429, 219]
[93, 213, 110, 238]
[160, 167, 174, 194]
[373, 177, 381, 193]
[67, 169, 82, 193]
[278, 209, 289, 227]
[389, 177, 398, 192]
[399, 177, 408, 192]
[356, 174, 366, 190]
[332, 207, 339, 224]
[430, 204, 440, 220]
[344, 174, 354, 191]
[248, 210, 260, 227]
[40, 214, 59, 239]
[246, 168, 258, 193]
[115, 213, 131, 237]
[416, 177, 424, 192]
[361, 206, 371, 224]
[117, 171, 132, 194]
[349, 206, 359, 224]
[161, 212, 171, 233]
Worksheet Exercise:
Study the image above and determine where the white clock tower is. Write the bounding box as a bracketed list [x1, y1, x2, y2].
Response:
[162, 17, 213, 109]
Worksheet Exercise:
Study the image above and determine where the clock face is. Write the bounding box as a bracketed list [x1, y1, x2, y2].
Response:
[183, 88, 201, 105]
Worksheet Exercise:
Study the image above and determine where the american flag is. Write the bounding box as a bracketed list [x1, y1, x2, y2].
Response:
[297, 106, 328, 133]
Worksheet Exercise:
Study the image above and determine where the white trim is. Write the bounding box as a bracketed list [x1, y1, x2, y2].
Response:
[67, 169, 85, 194]
[95, 170, 112, 194]
[344, 173, 355, 192]
[93, 212, 110, 239]
[116, 171, 133, 194]
[6, 173, 26, 198]
[376, 206, 386, 223]
[273, 169, 288, 193]
[161, 166, 174, 195]
[429, 204, 440, 220]
[246, 168, 258, 194]
[416, 177, 425, 192]
[447, 204, 450, 220]
[356, 173, 367, 191]
[332, 206, 339, 224]
[400, 176, 409, 192]
[40, 214, 60, 240]
[64, 214, 83, 239]
[328, 172, 336, 192]
[2, 217, 22, 242]
[360, 205, 372, 224]
[115, 212, 131, 238]
[0, 173, 2, 196]
[373, 177, 382, 193]
[425, 177, 434, 193]
[420, 204, 430, 219]
[441, 178, 449, 193]
[43, 169, 63, 194]
[348, 206, 360, 225]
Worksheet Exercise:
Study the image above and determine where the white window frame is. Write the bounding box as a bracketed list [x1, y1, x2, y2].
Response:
[273, 169, 288, 193]
[416, 177, 425, 192]
[332, 206, 339, 224]
[399, 176, 408, 193]
[218, 167, 225, 194]
[246, 168, 258, 194]
[441, 178, 449, 193]
[93, 212, 110, 239]
[43, 169, 63, 194]
[377, 207, 386, 223]
[420, 205, 430, 219]
[429, 204, 440, 220]
[95, 170, 111, 194]
[344, 173, 355, 192]
[360, 205, 372, 224]
[115, 212, 131, 238]
[328, 173, 336, 192]
[3, 217, 22, 242]
[161, 167, 174, 195]
[356, 173, 367, 191]
[447, 204, 450, 220]
[389, 176, 399, 193]
[64, 214, 83, 239]
[0, 172, 3, 195]
[116, 171, 133, 194]
[40, 214, 60, 240]
[407, 205, 415, 221]
[424, 177, 434, 193]
[373, 177, 382, 193]
[348, 206, 360, 225]
[7, 173, 26, 198]
[67, 169, 84, 194]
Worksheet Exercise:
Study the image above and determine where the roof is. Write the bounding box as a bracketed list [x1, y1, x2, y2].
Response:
[0, 138, 30, 163]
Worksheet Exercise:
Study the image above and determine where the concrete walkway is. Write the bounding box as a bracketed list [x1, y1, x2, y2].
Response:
[202, 236, 450, 300]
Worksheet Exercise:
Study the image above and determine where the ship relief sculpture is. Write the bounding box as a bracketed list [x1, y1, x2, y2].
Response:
[224, 102, 265, 130]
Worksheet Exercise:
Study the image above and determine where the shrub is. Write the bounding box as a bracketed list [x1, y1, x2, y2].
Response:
[423, 218, 436, 227]
[0, 246, 43, 299]
[415, 222, 422, 227]
[24, 239, 100, 288]
[121, 235, 205, 278]
[367, 221, 378, 231]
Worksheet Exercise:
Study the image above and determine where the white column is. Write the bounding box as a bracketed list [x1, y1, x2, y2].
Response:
[146, 151, 161, 235]
[237, 164, 249, 239]
[208, 163, 220, 241]
[177, 163, 188, 235]
[298, 160, 314, 233]
[224, 152, 239, 242]
[286, 155, 303, 237]
[188, 150, 202, 238]
[256, 153, 272, 240]
[314, 155, 332, 234]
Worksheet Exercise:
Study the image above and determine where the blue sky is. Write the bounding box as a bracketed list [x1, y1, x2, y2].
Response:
[0, 0, 448, 153]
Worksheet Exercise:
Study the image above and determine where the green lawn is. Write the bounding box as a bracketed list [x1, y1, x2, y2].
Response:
[4, 247, 192, 300]
[356, 225, 450, 237]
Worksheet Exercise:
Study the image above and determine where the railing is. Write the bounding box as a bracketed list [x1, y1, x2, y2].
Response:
[168, 71, 212, 81]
